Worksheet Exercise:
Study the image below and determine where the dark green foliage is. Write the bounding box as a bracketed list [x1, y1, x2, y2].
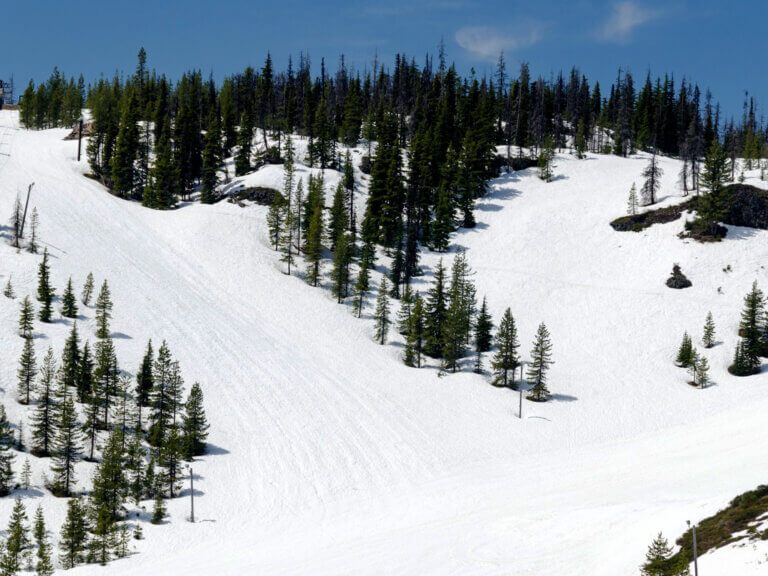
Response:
[353, 258, 371, 318]
[234, 113, 253, 176]
[76, 341, 94, 403]
[111, 87, 141, 198]
[200, 107, 222, 204]
[136, 340, 154, 428]
[702, 312, 716, 348]
[373, 278, 391, 344]
[149, 341, 176, 447]
[144, 116, 180, 209]
[61, 277, 78, 318]
[0, 405, 15, 495]
[442, 251, 476, 372]
[730, 281, 763, 376]
[304, 190, 325, 287]
[37, 248, 54, 322]
[0, 498, 30, 575]
[266, 191, 287, 250]
[697, 139, 731, 232]
[95, 280, 113, 339]
[49, 393, 82, 497]
[328, 182, 349, 251]
[641, 533, 689, 576]
[403, 292, 426, 368]
[151, 493, 167, 524]
[425, 259, 447, 357]
[527, 323, 553, 401]
[17, 337, 37, 404]
[675, 484, 768, 562]
[60, 322, 80, 390]
[18, 296, 34, 338]
[330, 233, 352, 303]
[675, 332, 694, 367]
[59, 497, 89, 569]
[474, 296, 493, 373]
[491, 309, 519, 387]
[34, 506, 54, 576]
[31, 348, 57, 456]
[182, 382, 209, 458]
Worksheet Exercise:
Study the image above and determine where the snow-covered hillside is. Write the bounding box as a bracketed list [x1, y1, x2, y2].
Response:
[1, 108, 767, 575]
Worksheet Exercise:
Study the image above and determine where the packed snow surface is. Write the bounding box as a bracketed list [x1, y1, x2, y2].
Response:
[0, 109, 767, 575]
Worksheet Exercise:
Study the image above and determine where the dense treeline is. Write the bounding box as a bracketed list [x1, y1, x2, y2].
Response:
[20, 49, 768, 213]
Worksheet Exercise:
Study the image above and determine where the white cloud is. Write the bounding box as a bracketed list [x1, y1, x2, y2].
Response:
[455, 24, 542, 60]
[597, 1, 659, 43]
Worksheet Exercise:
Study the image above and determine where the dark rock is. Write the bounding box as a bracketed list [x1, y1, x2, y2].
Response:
[666, 263, 692, 289]
[725, 184, 768, 229]
[228, 186, 280, 206]
[360, 155, 372, 175]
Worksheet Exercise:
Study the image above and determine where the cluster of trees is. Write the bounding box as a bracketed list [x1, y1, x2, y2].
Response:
[19, 68, 85, 130]
[640, 533, 689, 576]
[674, 312, 714, 389]
[2, 262, 209, 571]
[729, 281, 768, 376]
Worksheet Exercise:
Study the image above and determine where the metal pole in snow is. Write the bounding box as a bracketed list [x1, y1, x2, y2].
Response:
[77, 118, 83, 162]
[19, 183, 33, 240]
[518, 364, 523, 419]
[687, 520, 698, 576]
[190, 468, 195, 523]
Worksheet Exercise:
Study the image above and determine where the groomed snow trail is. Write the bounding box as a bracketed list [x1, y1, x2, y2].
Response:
[0, 110, 766, 575]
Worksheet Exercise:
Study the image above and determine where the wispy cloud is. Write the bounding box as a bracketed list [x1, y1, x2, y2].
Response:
[596, 1, 660, 43]
[455, 23, 543, 60]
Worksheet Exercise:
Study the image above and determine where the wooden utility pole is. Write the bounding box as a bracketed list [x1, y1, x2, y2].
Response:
[189, 468, 195, 523]
[19, 183, 34, 239]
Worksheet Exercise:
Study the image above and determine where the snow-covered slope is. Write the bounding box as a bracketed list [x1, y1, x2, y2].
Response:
[0, 109, 767, 575]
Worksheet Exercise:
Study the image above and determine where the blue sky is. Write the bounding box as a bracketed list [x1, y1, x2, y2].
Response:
[2, 0, 766, 118]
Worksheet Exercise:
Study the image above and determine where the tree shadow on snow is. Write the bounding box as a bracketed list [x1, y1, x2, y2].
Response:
[110, 332, 132, 340]
[204, 443, 230, 456]
[549, 393, 578, 403]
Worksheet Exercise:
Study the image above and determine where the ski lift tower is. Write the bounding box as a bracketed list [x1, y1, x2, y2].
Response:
[0, 76, 14, 109]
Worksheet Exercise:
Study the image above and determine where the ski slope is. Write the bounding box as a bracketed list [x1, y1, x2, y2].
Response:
[0, 108, 767, 574]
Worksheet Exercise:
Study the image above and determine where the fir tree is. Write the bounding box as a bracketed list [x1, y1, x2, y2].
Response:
[538, 134, 555, 181]
[81, 272, 95, 306]
[266, 191, 287, 251]
[396, 284, 415, 336]
[695, 354, 710, 388]
[91, 429, 128, 528]
[37, 248, 54, 322]
[330, 233, 352, 303]
[135, 340, 154, 430]
[0, 405, 15, 496]
[442, 251, 476, 372]
[234, 113, 253, 176]
[304, 195, 325, 287]
[27, 207, 39, 254]
[17, 337, 37, 405]
[18, 296, 34, 338]
[491, 308, 519, 387]
[527, 323, 553, 401]
[696, 139, 730, 232]
[61, 277, 78, 318]
[702, 312, 716, 348]
[373, 278, 391, 345]
[574, 120, 587, 159]
[0, 498, 30, 576]
[425, 259, 448, 358]
[94, 280, 113, 339]
[60, 322, 80, 390]
[200, 107, 222, 204]
[403, 292, 425, 368]
[144, 116, 180, 209]
[149, 341, 174, 447]
[640, 532, 689, 576]
[280, 136, 297, 274]
[33, 506, 53, 576]
[732, 281, 764, 375]
[4, 277, 14, 299]
[474, 296, 493, 373]
[675, 332, 694, 368]
[59, 497, 89, 569]
[641, 151, 663, 206]
[76, 341, 94, 404]
[151, 492, 167, 524]
[352, 259, 371, 318]
[627, 183, 639, 215]
[49, 392, 81, 497]
[158, 424, 183, 498]
[20, 459, 31, 491]
[328, 182, 349, 251]
[182, 383, 209, 459]
[31, 348, 56, 457]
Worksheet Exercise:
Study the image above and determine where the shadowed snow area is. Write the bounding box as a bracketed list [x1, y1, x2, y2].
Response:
[0, 109, 766, 575]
